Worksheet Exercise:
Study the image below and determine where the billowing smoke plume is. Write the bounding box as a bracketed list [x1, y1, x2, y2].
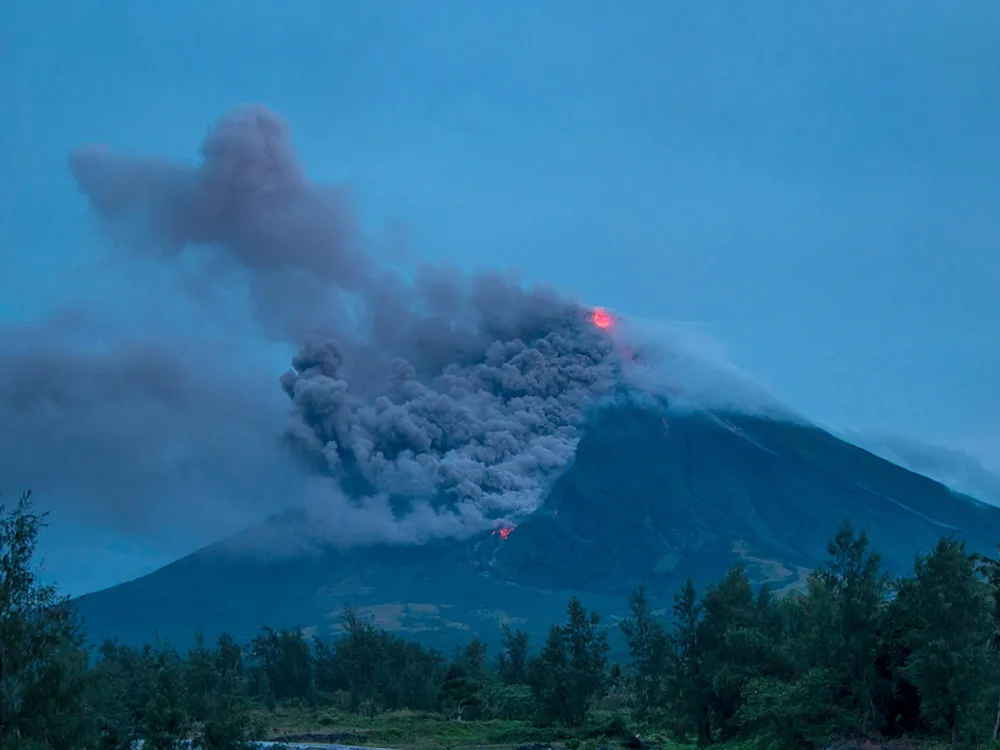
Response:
[64, 105, 625, 540]
[1, 104, 788, 563]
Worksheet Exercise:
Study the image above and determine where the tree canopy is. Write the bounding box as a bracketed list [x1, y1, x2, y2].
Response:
[6, 493, 1000, 749]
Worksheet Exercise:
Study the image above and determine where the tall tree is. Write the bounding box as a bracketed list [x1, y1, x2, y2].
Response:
[665, 578, 711, 744]
[136, 643, 190, 750]
[872, 577, 924, 737]
[904, 536, 995, 747]
[530, 597, 609, 726]
[0, 491, 93, 748]
[564, 597, 610, 721]
[334, 607, 385, 712]
[462, 636, 489, 681]
[198, 633, 256, 750]
[248, 627, 314, 704]
[185, 630, 218, 722]
[620, 585, 668, 721]
[497, 624, 530, 686]
[531, 623, 571, 724]
[812, 521, 890, 727]
[972, 543, 1000, 740]
[698, 567, 783, 740]
[89, 639, 143, 749]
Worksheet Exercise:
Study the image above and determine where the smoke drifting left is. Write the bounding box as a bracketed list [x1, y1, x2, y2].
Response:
[0, 105, 629, 549]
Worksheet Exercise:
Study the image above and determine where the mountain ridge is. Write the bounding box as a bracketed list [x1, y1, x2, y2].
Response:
[74, 404, 1000, 651]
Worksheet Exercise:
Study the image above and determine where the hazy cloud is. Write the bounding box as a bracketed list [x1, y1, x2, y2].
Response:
[844, 430, 1000, 506]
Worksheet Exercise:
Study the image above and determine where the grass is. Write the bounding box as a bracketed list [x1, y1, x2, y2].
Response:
[255, 707, 561, 749]
[248, 707, 980, 750]
[250, 705, 701, 750]
[247, 706, 975, 750]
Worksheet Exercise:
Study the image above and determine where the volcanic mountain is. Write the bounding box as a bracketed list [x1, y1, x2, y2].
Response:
[74, 404, 1000, 651]
[26, 104, 992, 652]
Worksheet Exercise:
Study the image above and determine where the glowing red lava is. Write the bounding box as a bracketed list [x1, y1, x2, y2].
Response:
[492, 526, 515, 540]
[591, 307, 613, 330]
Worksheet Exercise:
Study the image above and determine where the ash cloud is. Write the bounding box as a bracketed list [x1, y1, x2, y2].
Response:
[0, 307, 303, 547]
[57, 104, 624, 546]
[6, 104, 784, 558]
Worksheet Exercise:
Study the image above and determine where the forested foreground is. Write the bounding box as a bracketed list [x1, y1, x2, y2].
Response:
[8, 493, 1000, 749]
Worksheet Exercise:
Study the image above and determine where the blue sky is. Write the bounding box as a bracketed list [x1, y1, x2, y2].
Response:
[2, 1, 998, 595]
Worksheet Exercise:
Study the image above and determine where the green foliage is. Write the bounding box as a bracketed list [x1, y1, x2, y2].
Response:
[89, 640, 141, 748]
[0, 492, 94, 749]
[197, 633, 258, 750]
[904, 536, 996, 746]
[699, 567, 788, 739]
[438, 672, 483, 720]
[248, 626, 314, 705]
[664, 578, 711, 744]
[619, 584, 669, 721]
[738, 668, 844, 749]
[479, 682, 534, 720]
[810, 522, 891, 727]
[136, 643, 191, 749]
[529, 596, 610, 726]
[497, 623, 530, 686]
[322, 606, 445, 714]
[10, 491, 1000, 749]
[197, 688, 257, 750]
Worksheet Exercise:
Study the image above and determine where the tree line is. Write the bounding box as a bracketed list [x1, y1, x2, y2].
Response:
[6, 491, 1000, 749]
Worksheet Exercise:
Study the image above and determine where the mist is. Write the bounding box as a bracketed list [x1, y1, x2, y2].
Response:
[844, 431, 1000, 507]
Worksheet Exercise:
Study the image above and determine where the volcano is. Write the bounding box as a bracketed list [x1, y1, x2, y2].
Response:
[74, 404, 1000, 651]
[35, 104, 995, 651]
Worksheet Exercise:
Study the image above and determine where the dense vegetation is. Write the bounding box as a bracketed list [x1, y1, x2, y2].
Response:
[7, 492, 1000, 749]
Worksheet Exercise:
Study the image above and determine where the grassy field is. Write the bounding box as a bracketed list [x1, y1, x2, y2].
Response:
[251, 706, 699, 750]
[248, 707, 970, 750]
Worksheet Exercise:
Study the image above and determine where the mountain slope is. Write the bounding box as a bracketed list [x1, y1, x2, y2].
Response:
[75, 405, 1000, 651]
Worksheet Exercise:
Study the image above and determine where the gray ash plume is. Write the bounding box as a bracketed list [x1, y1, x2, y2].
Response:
[66, 104, 626, 539]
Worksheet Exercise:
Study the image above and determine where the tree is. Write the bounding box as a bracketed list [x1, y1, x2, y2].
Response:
[531, 623, 571, 724]
[739, 667, 842, 750]
[872, 577, 923, 737]
[904, 537, 995, 747]
[438, 666, 483, 721]
[698, 567, 786, 740]
[198, 633, 256, 750]
[620, 585, 668, 721]
[247, 626, 314, 705]
[497, 624, 530, 686]
[973, 543, 1000, 740]
[462, 636, 489, 681]
[811, 522, 890, 728]
[530, 597, 609, 726]
[733, 525, 900, 746]
[89, 640, 142, 749]
[333, 607, 384, 712]
[136, 643, 190, 750]
[185, 630, 219, 722]
[438, 637, 489, 721]
[665, 578, 711, 744]
[0, 491, 94, 748]
[564, 597, 610, 721]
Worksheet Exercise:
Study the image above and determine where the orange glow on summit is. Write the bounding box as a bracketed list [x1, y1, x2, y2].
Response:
[591, 307, 613, 330]
[492, 526, 515, 540]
